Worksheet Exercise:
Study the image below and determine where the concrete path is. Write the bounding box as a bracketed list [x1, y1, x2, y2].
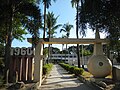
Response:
[39, 64, 92, 90]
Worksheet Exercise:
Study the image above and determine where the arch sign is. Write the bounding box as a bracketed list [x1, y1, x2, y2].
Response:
[11, 47, 34, 56]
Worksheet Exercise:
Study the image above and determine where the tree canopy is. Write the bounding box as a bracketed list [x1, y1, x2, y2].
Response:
[0, 0, 42, 83]
[79, 0, 120, 60]
[79, 0, 120, 35]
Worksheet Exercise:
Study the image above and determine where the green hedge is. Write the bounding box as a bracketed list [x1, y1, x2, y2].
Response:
[59, 63, 84, 75]
[43, 63, 53, 75]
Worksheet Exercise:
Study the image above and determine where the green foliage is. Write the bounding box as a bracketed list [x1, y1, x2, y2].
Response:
[60, 22, 73, 38]
[43, 47, 48, 56]
[69, 66, 75, 74]
[68, 45, 93, 55]
[51, 47, 60, 54]
[43, 63, 53, 75]
[0, 44, 4, 57]
[82, 50, 92, 56]
[0, 0, 42, 83]
[74, 67, 84, 75]
[41, 0, 57, 39]
[59, 63, 84, 75]
[42, 0, 57, 8]
[44, 46, 60, 56]
[46, 12, 61, 38]
[71, 0, 80, 8]
[0, 0, 41, 43]
[79, 0, 120, 40]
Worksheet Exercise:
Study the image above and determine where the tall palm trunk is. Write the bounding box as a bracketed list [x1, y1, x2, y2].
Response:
[43, 2, 47, 64]
[76, 2, 80, 68]
[43, 2, 46, 39]
[4, 4, 13, 83]
[65, 44, 68, 62]
[48, 28, 51, 63]
[43, 2, 47, 51]
[81, 0, 84, 68]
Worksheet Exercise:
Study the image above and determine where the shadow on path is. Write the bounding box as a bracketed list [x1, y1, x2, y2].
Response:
[40, 64, 92, 90]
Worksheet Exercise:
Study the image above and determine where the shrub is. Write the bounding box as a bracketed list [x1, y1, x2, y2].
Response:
[43, 63, 53, 75]
[59, 63, 84, 75]
[74, 68, 84, 75]
[69, 66, 75, 74]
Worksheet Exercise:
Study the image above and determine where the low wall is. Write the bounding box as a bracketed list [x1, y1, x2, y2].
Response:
[113, 66, 120, 81]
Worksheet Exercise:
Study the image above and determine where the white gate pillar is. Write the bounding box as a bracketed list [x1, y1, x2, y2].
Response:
[34, 42, 43, 86]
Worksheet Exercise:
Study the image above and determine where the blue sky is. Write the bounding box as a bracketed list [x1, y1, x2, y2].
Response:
[12, 0, 106, 50]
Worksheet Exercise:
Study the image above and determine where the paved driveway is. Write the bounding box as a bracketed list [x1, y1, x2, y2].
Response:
[40, 64, 92, 90]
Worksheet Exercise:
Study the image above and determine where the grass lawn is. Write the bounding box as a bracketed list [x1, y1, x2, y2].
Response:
[81, 70, 112, 80]
[81, 71, 93, 80]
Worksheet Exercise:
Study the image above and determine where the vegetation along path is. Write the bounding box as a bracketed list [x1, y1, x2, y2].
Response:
[40, 64, 92, 90]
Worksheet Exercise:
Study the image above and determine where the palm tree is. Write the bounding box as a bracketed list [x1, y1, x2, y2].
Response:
[71, 0, 81, 68]
[46, 12, 61, 63]
[46, 12, 61, 38]
[60, 23, 73, 61]
[42, 0, 57, 39]
[60, 22, 73, 38]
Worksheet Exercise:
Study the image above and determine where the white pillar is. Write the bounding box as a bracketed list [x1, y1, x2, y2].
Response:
[94, 43, 103, 55]
[33, 43, 43, 86]
[93, 28, 103, 55]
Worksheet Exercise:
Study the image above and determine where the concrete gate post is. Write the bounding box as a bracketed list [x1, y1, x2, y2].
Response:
[33, 42, 43, 86]
[87, 29, 112, 77]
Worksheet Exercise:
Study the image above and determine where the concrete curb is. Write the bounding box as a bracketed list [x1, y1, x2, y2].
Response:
[77, 75, 103, 90]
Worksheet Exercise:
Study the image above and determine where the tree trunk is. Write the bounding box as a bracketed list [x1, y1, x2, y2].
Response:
[48, 27, 51, 63]
[62, 44, 64, 53]
[48, 44, 51, 63]
[65, 44, 67, 62]
[43, 2, 47, 52]
[43, 2, 46, 39]
[4, 5, 13, 83]
[76, 2, 81, 68]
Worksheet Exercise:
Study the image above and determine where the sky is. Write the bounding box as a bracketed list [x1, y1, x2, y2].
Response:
[12, 0, 106, 50]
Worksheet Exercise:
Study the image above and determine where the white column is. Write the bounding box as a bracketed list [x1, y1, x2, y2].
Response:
[33, 43, 43, 86]
[93, 28, 103, 55]
[93, 43, 103, 55]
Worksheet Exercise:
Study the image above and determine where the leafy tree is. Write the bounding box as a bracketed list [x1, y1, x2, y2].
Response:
[68, 45, 93, 55]
[79, 0, 120, 41]
[79, 0, 120, 60]
[0, 0, 41, 83]
[51, 47, 60, 54]
[43, 47, 48, 56]
[68, 46, 77, 54]
[22, 14, 41, 48]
